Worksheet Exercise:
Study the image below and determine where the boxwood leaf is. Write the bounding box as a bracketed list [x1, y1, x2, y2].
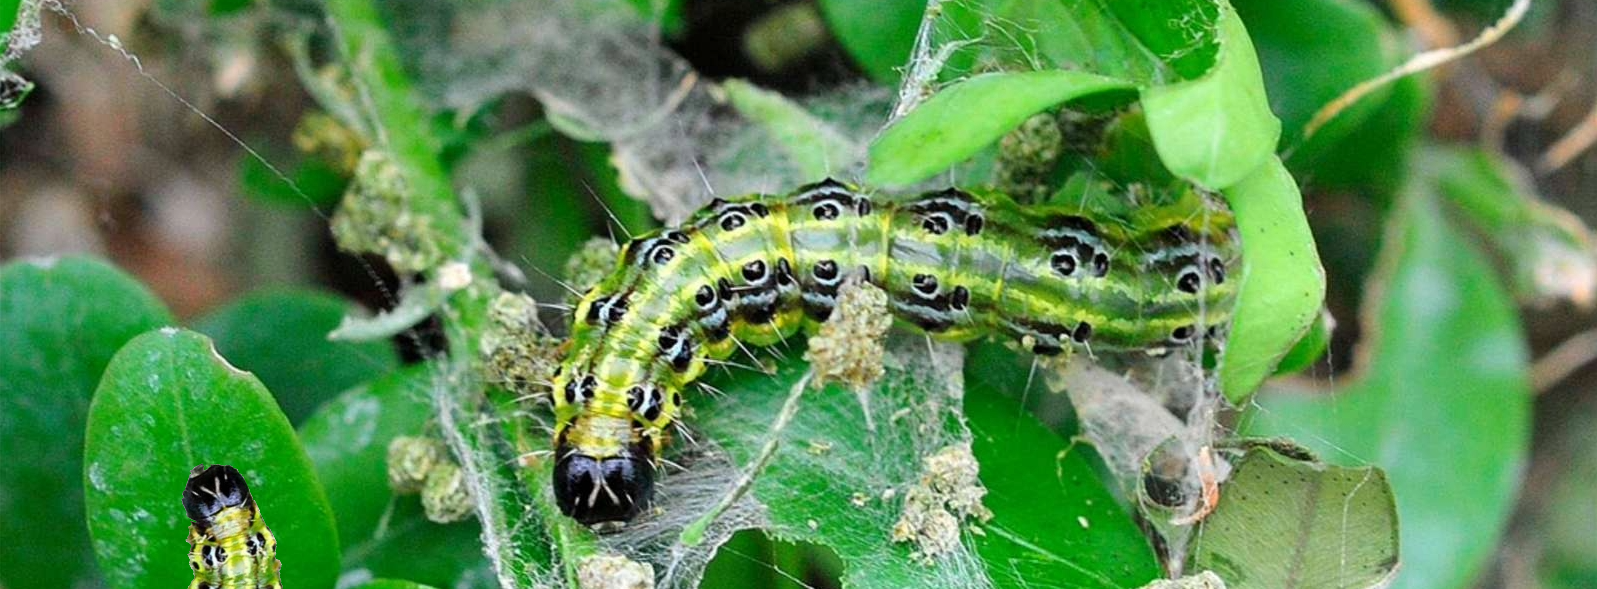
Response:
[966, 389, 1161, 588]
[1141, 3, 1281, 190]
[0, 256, 173, 589]
[84, 328, 341, 589]
[867, 70, 1135, 187]
[1219, 157, 1327, 403]
[194, 288, 399, 424]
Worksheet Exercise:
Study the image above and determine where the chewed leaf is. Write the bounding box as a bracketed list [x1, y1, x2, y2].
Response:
[0, 256, 173, 589]
[1247, 187, 1531, 589]
[867, 70, 1135, 187]
[84, 329, 340, 589]
[195, 288, 399, 424]
[1219, 157, 1326, 404]
[1141, 3, 1281, 190]
[1190, 446, 1399, 589]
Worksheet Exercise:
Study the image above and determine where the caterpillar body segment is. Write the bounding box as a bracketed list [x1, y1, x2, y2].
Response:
[549, 179, 1239, 524]
[183, 465, 281, 589]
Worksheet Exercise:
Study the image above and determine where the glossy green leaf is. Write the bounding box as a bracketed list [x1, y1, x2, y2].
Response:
[816, 0, 923, 84]
[867, 70, 1135, 187]
[966, 390, 1161, 588]
[358, 579, 441, 589]
[723, 79, 860, 179]
[2, 0, 20, 41]
[1141, 4, 1281, 190]
[84, 329, 341, 589]
[0, 256, 174, 589]
[299, 364, 489, 588]
[1190, 446, 1399, 589]
[194, 288, 399, 425]
[1219, 157, 1326, 404]
[1247, 188, 1531, 589]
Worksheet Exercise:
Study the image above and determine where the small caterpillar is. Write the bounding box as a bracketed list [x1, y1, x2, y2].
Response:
[549, 179, 1237, 524]
[183, 465, 281, 589]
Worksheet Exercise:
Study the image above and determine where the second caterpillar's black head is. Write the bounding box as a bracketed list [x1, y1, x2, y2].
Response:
[183, 464, 253, 524]
[552, 437, 656, 525]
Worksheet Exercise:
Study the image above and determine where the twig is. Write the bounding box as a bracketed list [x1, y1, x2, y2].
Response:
[1387, 0, 1460, 50]
[1537, 97, 1597, 174]
[1302, 0, 1531, 142]
[1531, 326, 1597, 394]
[1480, 90, 1523, 152]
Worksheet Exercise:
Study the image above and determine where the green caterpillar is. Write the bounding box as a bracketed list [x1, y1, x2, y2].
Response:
[549, 179, 1237, 524]
[183, 465, 281, 589]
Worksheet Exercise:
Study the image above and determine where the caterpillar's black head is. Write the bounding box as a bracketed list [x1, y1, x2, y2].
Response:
[552, 437, 656, 525]
[183, 464, 252, 523]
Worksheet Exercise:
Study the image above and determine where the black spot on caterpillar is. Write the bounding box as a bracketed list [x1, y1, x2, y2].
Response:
[549, 179, 1238, 524]
[184, 465, 281, 589]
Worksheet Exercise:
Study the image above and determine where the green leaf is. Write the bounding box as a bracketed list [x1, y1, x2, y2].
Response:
[239, 155, 347, 209]
[966, 390, 1161, 588]
[676, 336, 1154, 587]
[723, 79, 860, 179]
[1190, 446, 1399, 589]
[1234, 0, 1398, 158]
[625, 0, 685, 36]
[867, 70, 1135, 187]
[1141, 4, 1281, 190]
[1218, 157, 1326, 404]
[816, 0, 923, 84]
[1246, 186, 1531, 589]
[1, 0, 20, 43]
[0, 256, 174, 589]
[84, 329, 341, 589]
[1272, 309, 1332, 376]
[194, 288, 399, 424]
[357, 579, 442, 589]
[682, 341, 976, 587]
[298, 365, 489, 588]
